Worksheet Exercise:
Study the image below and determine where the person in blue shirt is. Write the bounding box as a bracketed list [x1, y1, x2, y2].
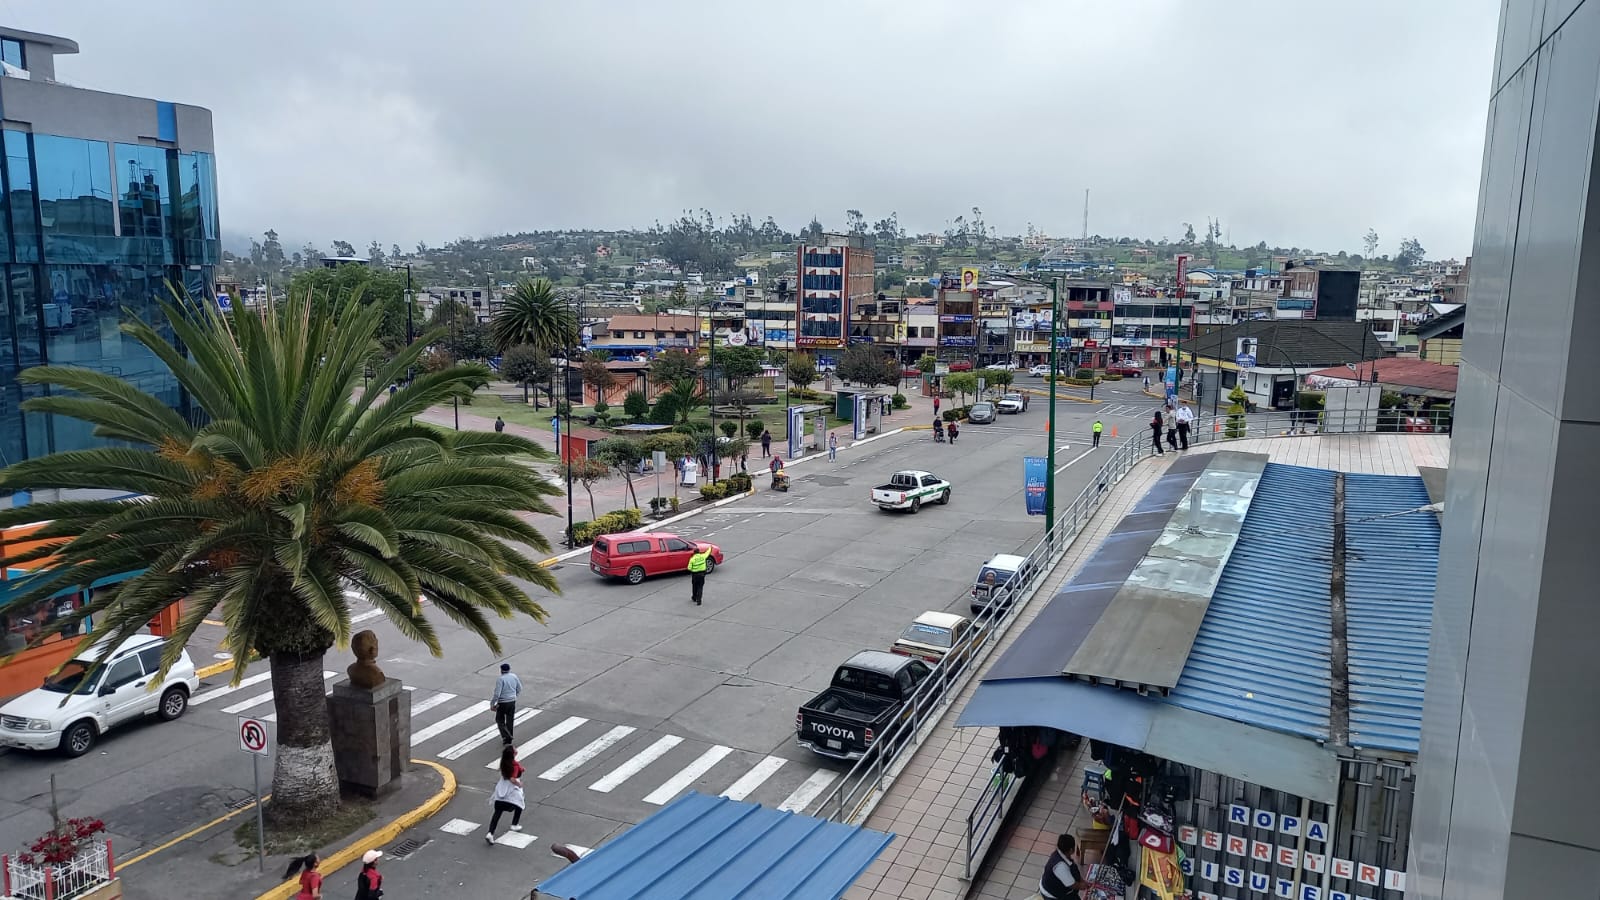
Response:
[489, 662, 523, 745]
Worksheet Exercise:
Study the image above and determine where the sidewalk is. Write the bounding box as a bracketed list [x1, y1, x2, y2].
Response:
[844, 455, 1173, 900]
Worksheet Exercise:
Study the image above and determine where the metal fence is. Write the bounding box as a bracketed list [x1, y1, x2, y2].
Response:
[818, 434, 1151, 826]
[3, 840, 114, 900]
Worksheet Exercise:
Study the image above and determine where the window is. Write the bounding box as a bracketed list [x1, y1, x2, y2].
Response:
[654, 332, 665, 339]
[921, 475, 941, 486]
[616, 540, 651, 555]
[103, 656, 144, 691]
[633, 331, 645, 338]
[901, 623, 952, 648]
[138, 646, 163, 674]
[114, 144, 173, 265]
[1, 39, 23, 71]
[175, 151, 219, 265]
[5, 130, 37, 262]
[612, 331, 624, 339]
[33, 135, 117, 264]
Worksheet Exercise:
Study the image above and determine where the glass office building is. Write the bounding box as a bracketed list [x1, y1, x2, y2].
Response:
[0, 28, 217, 478]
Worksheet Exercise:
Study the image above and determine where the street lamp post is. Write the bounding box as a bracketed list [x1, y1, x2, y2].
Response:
[564, 291, 586, 548]
[387, 263, 414, 383]
[1045, 277, 1061, 536]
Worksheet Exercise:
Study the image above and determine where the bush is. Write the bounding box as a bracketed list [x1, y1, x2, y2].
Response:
[725, 472, 753, 493]
[556, 401, 574, 416]
[623, 389, 650, 421]
[593, 398, 609, 416]
[569, 507, 645, 544]
[648, 393, 680, 425]
[719, 420, 739, 439]
[942, 406, 974, 422]
[700, 482, 727, 501]
[891, 393, 908, 409]
[1074, 368, 1094, 379]
[1100, 373, 1123, 381]
[1064, 377, 1098, 386]
[746, 419, 765, 440]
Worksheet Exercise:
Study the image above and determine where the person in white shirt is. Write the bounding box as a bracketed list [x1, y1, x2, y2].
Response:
[1176, 403, 1196, 450]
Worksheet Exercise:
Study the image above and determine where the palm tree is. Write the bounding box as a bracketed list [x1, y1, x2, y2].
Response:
[665, 377, 705, 425]
[0, 291, 561, 828]
[491, 277, 574, 352]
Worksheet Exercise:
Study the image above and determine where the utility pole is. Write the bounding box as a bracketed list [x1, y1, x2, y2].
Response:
[564, 291, 583, 547]
[1082, 188, 1089, 241]
[1045, 277, 1061, 536]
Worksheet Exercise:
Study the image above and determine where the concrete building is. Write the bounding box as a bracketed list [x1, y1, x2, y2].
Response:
[795, 233, 872, 350]
[1189, 320, 1388, 412]
[1282, 260, 1360, 320]
[1409, 3, 1600, 891]
[0, 27, 218, 475]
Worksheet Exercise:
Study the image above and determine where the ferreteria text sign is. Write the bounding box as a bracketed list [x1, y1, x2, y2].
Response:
[1178, 804, 1406, 899]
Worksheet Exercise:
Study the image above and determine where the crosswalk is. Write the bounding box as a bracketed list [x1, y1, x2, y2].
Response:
[186, 678, 842, 824]
[1096, 403, 1159, 419]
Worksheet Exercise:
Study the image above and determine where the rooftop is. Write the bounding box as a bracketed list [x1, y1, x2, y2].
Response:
[602, 314, 699, 333]
[1306, 358, 1460, 396]
[1191, 319, 1389, 368]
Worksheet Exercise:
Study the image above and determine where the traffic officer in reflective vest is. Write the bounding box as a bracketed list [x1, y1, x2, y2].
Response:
[687, 546, 711, 605]
[1092, 419, 1103, 448]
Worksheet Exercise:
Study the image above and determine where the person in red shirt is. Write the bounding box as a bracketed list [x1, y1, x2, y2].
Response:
[283, 852, 322, 899]
[355, 849, 383, 900]
[486, 746, 527, 845]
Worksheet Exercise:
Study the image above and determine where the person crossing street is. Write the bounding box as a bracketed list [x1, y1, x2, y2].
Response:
[687, 545, 712, 605]
[1092, 419, 1103, 448]
[489, 662, 522, 745]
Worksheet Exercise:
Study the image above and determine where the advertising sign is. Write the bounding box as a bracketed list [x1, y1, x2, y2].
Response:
[960, 267, 981, 292]
[787, 406, 804, 459]
[853, 395, 867, 440]
[1175, 254, 1190, 296]
[1023, 457, 1048, 516]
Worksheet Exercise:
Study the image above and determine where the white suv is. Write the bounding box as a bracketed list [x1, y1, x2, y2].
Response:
[0, 634, 199, 757]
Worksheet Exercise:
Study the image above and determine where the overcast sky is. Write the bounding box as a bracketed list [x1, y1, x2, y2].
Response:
[6, 1, 1498, 258]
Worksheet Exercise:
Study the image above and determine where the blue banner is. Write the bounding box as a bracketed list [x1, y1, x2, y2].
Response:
[1024, 456, 1048, 517]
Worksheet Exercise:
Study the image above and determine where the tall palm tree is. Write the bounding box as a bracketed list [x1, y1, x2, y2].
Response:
[665, 377, 705, 425]
[491, 277, 574, 353]
[0, 291, 561, 827]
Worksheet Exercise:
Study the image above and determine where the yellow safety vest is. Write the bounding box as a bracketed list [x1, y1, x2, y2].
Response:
[1093, 422, 1103, 433]
[688, 551, 710, 573]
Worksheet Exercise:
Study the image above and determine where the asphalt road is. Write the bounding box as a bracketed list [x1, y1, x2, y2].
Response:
[0, 381, 1155, 900]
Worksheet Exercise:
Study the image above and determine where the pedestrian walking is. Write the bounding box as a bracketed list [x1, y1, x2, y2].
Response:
[828, 432, 838, 461]
[1150, 410, 1165, 455]
[739, 449, 748, 472]
[760, 430, 771, 457]
[388, 383, 398, 397]
[284, 853, 323, 899]
[494, 415, 506, 433]
[933, 395, 941, 416]
[1092, 419, 1103, 448]
[1165, 404, 1179, 451]
[354, 850, 383, 900]
[688, 545, 711, 605]
[489, 662, 522, 745]
[1143, 375, 1151, 391]
[1031, 833, 1087, 900]
[947, 421, 959, 444]
[485, 746, 527, 845]
[1176, 403, 1194, 450]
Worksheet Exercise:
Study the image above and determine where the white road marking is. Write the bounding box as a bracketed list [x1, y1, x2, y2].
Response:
[191, 672, 272, 706]
[777, 769, 838, 813]
[539, 726, 637, 781]
[719, 756, 787, 801]
[411, 705, 487, 745]
[408, 692, 457, 717]
[494, 831, 537, 849]
[439, 708, 539, 759]
[351, 607, 385, 624]
[643, 745, 734, 805]
[439, 818, 480, 835]
[220, 671, 334, 716]
[489, 716, 588, 767]
[1055, 446, 1097, 475]
[589, 735, 683, 793]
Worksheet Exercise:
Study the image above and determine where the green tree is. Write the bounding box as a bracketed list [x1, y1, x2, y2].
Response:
[491, 278, 574, 353]
[591, 438, 643, 508]
[945, 371, 978, 405]
[287, 265, 411, 351]
[987, 369, 1015, 392]
[0, 291, 560, 827]
[420, 347, 455, 374]
[622, 389, 650, 422]
[563, 456, 611, 519]
[581, 353, 616, 401]
[784, 352, 818, 393]
[649, 349, 699, 388]
[713, 344, 764, 392]
[500, 344, 552, 405]
[446, 322, 495, 362]
[1226, 383, 1249, 438]
[664, 378, 705, 424]
[838, 344, 893, 386]
[915, 353, 938, 373]
[1395, 237, 1426, 272]
[1363, 229, 1380, 260]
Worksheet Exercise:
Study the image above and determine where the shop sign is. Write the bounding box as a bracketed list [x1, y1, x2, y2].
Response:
[1181, 820, 1407, 896]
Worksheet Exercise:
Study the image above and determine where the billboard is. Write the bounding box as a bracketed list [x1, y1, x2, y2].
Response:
[1023, 457, 1048, 516]
[960, 267, 981, 292]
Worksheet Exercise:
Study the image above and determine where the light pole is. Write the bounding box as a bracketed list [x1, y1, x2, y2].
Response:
[1044, 276, 1061, 536]
[564, 291, 584, 547]
[387, 263, 414, 382]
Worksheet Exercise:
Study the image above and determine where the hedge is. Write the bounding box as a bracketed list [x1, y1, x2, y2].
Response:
[569, 507, 644, 544]
[700, 472, 754, 501]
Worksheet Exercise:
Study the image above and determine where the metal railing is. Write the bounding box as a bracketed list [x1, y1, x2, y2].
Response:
[3, 841, 114, 900]
[818, 434, 1150, 826]
[963, 761, 1021, 878]
[1178, 405, 1451, 447]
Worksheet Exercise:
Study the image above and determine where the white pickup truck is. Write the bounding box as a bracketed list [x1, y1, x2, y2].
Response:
[870, 470, 952, 513]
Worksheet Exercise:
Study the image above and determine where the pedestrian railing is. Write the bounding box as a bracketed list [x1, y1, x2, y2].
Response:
[818, 434, 1149, 827]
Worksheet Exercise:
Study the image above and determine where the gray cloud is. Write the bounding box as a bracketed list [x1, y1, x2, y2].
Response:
[7, 0, 1497, 257]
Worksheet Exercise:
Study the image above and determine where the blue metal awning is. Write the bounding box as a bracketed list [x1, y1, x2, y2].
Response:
[535, 792, 894, 900]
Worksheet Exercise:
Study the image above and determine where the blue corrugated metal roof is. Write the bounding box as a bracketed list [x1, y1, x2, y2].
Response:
[535, 792, 894, 900]
[1163, 463, 1335, 742]
[1342, 473, 1437, 755]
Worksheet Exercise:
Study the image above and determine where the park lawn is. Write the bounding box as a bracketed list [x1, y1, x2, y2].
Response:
[472, 391, 866, 443]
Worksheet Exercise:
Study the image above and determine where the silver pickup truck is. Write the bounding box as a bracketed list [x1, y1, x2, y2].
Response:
[870, 470, 952, 512]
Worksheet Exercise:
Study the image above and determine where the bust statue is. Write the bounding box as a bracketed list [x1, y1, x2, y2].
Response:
[347, 630, 385, 689]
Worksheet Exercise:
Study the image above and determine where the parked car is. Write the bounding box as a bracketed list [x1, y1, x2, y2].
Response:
[796, 651, 932, 761]
[1005, 391, 1029, 411]
[1028, 364, 1071, 378]
[0, 634, 198, 757]
[947, 360, 974, 372]
[967, 401, 997, 424]
[1107, 364, 1144, 378]
[983, 362, 1018, 371]
[871, 470, 952, 512]
[970, 553, 1034, 616]
[891, 611, 982, 669]
[996, 393, 1027, 414]
[590, 532, 724, 584]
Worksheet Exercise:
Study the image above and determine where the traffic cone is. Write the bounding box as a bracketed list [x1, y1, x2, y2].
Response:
[1111, 425, 1118, 438]
[1214, 421, 1221, 433]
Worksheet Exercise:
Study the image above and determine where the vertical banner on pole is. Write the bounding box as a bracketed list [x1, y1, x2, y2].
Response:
[853, 395, 867, 440]
[787, 406, 803, 459]
[1023, 457, 1048, 516]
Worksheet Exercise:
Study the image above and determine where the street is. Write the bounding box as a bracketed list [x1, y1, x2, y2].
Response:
[0, 382, 1152, 900]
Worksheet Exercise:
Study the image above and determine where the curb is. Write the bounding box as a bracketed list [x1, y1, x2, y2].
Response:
[197, 654, 260, 680]
[253, 759, 457, 900]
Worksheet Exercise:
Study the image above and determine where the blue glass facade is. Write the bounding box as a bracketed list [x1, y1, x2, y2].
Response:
[0, 129, 218, 470]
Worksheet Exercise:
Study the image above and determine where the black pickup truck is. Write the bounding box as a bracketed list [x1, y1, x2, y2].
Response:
[795, 651, 932, 761]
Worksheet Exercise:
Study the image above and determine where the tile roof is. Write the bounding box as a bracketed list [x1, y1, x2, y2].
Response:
[1191, 320, 1388, 368]
[1306, 358, 1458, 394]
[604, 314, 700, 333]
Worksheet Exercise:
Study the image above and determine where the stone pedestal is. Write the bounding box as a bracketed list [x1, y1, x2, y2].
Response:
[328, 677, 410, 798]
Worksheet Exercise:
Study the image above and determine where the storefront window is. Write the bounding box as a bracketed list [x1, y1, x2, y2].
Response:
[33, 134, 117, 265]
[114, 144, 173, 265]
[5, 131, 37, 263]
[1, 589, 83, 651]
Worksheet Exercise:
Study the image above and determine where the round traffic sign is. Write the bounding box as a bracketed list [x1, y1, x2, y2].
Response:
[239, 717, 269, 754]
